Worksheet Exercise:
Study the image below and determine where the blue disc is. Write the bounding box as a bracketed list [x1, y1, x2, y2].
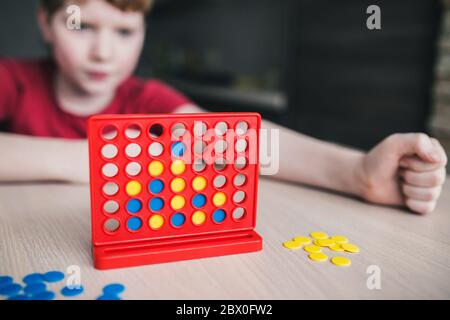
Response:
[97, 294, 121, 300]
[192, 194, 206, 208]
[23, 273, 44, 285]
[149, 179, 164, 194]
[61, 285, 84, 297]
[8, 295, 30, 300]
[149, 197, 164, 212]
[213, 209, 226, 223]
[0, 276, 13, 287]
[0, 283, 22, 296]
[171, 213, 186, 227]
[126, 199, 142, 213]
[127, 217, 142, 231]
[43, 271, 65, 283]
[171, 142, 186, 157]
[103, 283, 125, 295]
[24, 282, 47, 295]
[32, 291, 56, 300]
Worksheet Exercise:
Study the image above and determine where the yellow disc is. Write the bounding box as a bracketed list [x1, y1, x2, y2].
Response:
[331, 256, 351, 266]
[192, 176, 207, 191]
[293, 236, 311, 245]
[313, 240, 322, 246]
[148, 160, 164, 177]
[310, 231, 328, 239]
[125, 180, 142, 196]
[192, 210, 206, 226]
[212, 192, 227, 207]
[308, 252, 328, 262]
[304, 245, 322, 254]
[329, 244, 344, 252]
[330, 235, 349, 244]
[316, 239, 335, 247]
[149, 214, 164, 230]
[170, 195, 186, 210]
[283, 240, 301, 250]
[170, 177, 186, 193]
[341, 243, 360, 253]
[170, 159, 186, 175]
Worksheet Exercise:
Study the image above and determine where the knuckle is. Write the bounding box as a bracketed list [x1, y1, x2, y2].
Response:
[415, 133, 429, 148]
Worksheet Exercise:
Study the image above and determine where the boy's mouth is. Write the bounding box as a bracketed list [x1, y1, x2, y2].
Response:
[86, 71, 109, 81]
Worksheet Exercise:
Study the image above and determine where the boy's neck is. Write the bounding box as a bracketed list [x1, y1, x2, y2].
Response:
[54, 72, 115, 117]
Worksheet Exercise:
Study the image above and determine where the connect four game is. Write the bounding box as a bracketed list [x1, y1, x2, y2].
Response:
[88, 112, 263, 269]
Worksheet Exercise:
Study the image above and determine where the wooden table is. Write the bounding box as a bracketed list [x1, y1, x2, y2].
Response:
[1, 178, 449, 300]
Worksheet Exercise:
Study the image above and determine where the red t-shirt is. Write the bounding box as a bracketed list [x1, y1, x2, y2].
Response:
[0, 58, 192, 139]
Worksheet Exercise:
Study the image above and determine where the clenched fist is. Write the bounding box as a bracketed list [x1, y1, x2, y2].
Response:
[358, 133, 447, 214]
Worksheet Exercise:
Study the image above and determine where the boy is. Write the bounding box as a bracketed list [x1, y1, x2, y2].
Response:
[0, 0, 447, 215]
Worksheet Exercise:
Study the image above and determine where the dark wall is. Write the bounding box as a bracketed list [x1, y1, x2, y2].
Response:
[286, 0, 442, 149]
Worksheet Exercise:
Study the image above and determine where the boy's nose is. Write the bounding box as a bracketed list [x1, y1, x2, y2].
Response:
[91, 30, 113, 62]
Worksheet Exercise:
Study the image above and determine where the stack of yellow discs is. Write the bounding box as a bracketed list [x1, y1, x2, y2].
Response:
[282, 231, 360, 267]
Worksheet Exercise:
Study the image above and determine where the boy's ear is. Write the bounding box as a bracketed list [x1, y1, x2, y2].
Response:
[37, 7, 53, 44]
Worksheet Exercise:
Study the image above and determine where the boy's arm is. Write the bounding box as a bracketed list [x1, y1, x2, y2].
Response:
[0, 132, 89, 183]
[173, 104, 447, 214]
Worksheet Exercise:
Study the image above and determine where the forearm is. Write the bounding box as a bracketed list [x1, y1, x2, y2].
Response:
[261, 120, 365, 197]
[0, 132, 89, 183]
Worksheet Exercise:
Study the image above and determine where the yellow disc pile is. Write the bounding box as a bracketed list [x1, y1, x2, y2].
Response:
[282, 231, 360, 267]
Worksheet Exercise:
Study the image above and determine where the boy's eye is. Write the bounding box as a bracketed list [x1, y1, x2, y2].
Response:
[117, 28, 134, 37]
[79, 23, 94, 31]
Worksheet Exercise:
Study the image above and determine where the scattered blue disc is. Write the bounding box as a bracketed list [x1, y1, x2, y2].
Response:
[61, 285, 84, 297]
[23, 273, 44, 285]
[32, 291, 56, 300]
[213, 209, 226, 223]
[0, 276, 13, 287]
[192, 194, 206, 208]
[0, 283, 22, 297]
[103, 283, 125, 295]
[127, 217, 142, 231]
[171, 142, 186, 157]
[8, 295, 30, 300]
[149, 197, 164, 212]
[24, 282, 47, 295]
[43, 271, 64, 283]
[171, 213, 186, 227]
[126, 199, 142, 214]
[97, 294, 121, 300]
[149, 179, 164, 194]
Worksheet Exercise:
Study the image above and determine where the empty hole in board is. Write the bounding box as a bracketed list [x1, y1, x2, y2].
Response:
[104, 218, 120, 233]
[236, 121, 249, 135]
[235, 139, 248, 153]
[192, 159, 206, 172]
[125, 162, 142, 176]
[193, 122, 207, 137]
[101, 125, 118, 140]
[214, 140, 228, 154]
[235, 157, 247, 170]
[233, 174, 247, 187]
[125, 143, 142, 158]
[214, 158, 227, 171]
[101, 144, 118, 159]
[103, 182, 119, 196]
[213, 175, 227, 189]
[149, 142, 164, 157]
[233, 191, 246, 204]
[215, 122, 228, 136]
[149, 124, 163, 138]
[172, 123, 186, 138]
[125, 124, 141, 139]
[102, 163, 118, 178]
[194, 141, 207, 155]
[104, 200, 119, 214]
[232, 207, 246, 221]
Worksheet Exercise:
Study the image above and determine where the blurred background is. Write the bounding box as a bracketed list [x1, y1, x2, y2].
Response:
[1, 0, 449, 160]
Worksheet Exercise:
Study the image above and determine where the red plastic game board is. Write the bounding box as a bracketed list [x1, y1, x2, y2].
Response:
[88, 112, 263, 269]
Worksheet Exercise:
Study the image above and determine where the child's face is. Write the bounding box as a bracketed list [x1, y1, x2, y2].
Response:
[39, 0, 146, 95]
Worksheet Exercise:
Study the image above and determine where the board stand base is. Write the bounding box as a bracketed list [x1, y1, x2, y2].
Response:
[93, 230, 263, 270]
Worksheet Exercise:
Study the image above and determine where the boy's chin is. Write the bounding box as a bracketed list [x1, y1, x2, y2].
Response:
[79, 80, 118, 96]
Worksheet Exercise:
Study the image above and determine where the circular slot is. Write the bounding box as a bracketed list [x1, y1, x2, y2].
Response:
[125, 124, 141, 139]
[101, 144, 118, 159]
[232, 207, 246, 221]
[104, 218, 120, 233]
[101, 125, 118, 141]
[103, 200, 119, 214]
[103, 182, 119, 196]
[148, 142, 164, 157]
[236, 121, 248, 135]
[102, 163, 118, 178]
[125, 143, 141, 158]
[149, 124, 164, 138]
[125, 162, 141, 177]
[215, 122, 228, 136]
[213, 175, 227, 189]
[172, 123, 186, 138]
